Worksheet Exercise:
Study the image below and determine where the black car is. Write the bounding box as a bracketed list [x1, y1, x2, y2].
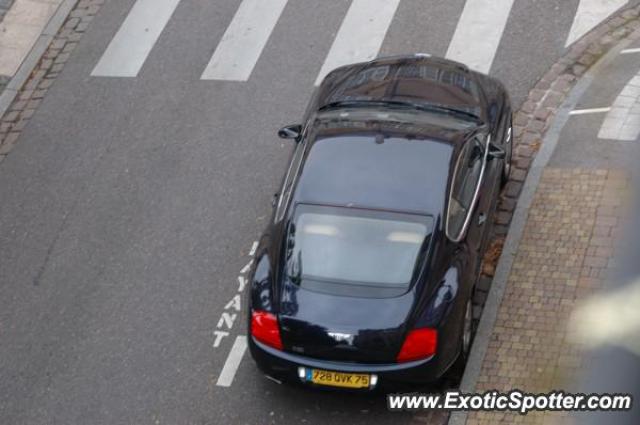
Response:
[247, 54, 512, 390]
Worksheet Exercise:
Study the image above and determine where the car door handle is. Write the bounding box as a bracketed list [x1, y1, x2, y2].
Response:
[478, 213, 487, 226]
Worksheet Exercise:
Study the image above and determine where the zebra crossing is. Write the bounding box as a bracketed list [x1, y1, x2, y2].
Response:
[91, 0, 630, 82]
[314, 0, 401, 85]
[566, 0, 628, 46]
[91, 0, 181, 77]
[445, 0, 515, 74]
[200, 0, 288, 81]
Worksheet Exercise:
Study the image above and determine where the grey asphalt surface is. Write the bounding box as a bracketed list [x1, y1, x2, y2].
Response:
[1, 1, 639, 424]
[550, 37, 640, 169]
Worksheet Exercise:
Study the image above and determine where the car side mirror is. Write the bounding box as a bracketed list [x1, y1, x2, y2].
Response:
[278, 124, 302, 141]
[488, 142, 506, 160]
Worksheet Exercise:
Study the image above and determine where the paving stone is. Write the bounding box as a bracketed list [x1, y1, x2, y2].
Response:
[0, 131, 19, 154]
[468, 169, 629, 424]
[572, 64, 587, 76]
[76, 22, 90, 32]
[26, 99, 41, 110]
[10, 100, 26, 111]
[20, 108, 35, 119]
[498, 197, 517, 212]
[526, 118, 546, 133]
[496, 211, 512, 225]
[3, 110, 19, 122]
[39, 59, 53, 71]
[11, 119, 27, 132]
[31, 89, 46, 99]
[62, 42, 78, 53]
[38, 79, 54, 90]
[533, 107, 551, 121]
[54, 53, 71, 64]
[51, 39, 66, 50]
[477, 276, 492, 292]
[515, 144, 534, 159]
[503, 181, 522, 198]
[64, 17, 81, 29]
[18, 89, 33, 101]
[510, 168, 527, 182]
[43, 48, 61, 60]
[542, 92, 564, 108]
[515, 157, 533, 170]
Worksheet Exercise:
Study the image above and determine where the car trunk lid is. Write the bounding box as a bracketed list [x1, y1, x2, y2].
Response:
[278, 284, 415, 363]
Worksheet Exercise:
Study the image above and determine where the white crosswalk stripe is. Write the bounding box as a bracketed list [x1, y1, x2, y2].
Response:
[91, 0, 181, 77]
[445, 0, 515, 74]
[314, 0, 401, 86]
[566, 0, 628, 47]
[201, 0, 289, 81]
[598, 73, 640, 141]
[89, 0, 632, 83]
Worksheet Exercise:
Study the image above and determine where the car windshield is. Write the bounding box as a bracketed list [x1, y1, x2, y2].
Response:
[285, 204, 433, 292]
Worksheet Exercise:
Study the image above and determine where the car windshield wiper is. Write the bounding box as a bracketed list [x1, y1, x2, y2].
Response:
[318, 100, 391, 111]
[417, 104, 481, 122]
[318, 100, 482, 123]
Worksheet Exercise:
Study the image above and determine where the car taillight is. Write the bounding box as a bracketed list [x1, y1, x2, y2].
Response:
[396, 328, 437, 363]
[251, 310, 283, 350]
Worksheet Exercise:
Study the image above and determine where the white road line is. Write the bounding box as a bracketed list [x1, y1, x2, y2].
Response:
[216, 335, 248, 387]
[569, 107, 611, 115]
[314, 0, 401, 86]
[445, 0, 515, 74]
[239, 260, 253, 275]
[91, 0, 181, 77]
[598, 73, 640, 141]
[565, 0, 627, 47]
[621, 47, 640, 54]
[201, 0, 289, 81]
[249, 241, 258, 257]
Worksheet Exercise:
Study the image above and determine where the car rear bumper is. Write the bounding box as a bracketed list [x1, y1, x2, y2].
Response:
[248, 336, 449, 390]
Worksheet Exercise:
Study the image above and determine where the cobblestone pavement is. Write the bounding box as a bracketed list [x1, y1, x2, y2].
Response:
[467, 169, 629, 425]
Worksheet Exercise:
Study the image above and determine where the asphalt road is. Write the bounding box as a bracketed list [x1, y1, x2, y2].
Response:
[0, 1, 638, 424]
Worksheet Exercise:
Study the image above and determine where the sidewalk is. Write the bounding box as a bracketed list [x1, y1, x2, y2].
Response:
[0, 0, 63, 82]
[459, 21, 639, 425]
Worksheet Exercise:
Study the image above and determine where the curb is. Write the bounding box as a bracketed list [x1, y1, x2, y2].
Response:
[447, 17, 640, 425]
[0, 0, 78, 120]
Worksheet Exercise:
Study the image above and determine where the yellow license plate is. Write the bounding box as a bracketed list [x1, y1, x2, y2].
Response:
[309, 369, 371, 389]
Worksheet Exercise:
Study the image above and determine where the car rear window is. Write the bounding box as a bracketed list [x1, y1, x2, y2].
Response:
[285, 204, 433, 295]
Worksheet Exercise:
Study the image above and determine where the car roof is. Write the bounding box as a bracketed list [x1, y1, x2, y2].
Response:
[314, 55, 484, 119]
[292, 130, 454, 216]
